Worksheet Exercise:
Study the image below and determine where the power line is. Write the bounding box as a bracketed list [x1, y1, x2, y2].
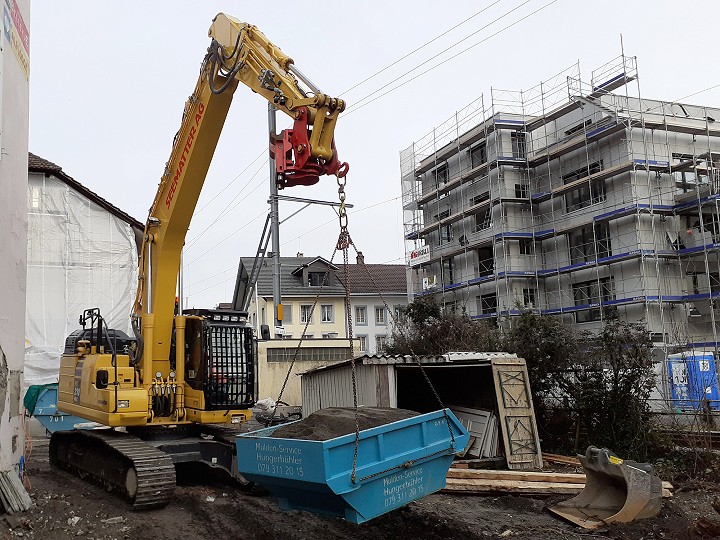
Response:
[185, 159, 268, 249]
[645, 83, 720, 113]
[192, 149, 267, 217]
[280, 195, 401, 247]
[339, 0, 503, 97]
[347, 0, 535, 112]
[346, 0, 560, 115]
[185, 209, 268, 266]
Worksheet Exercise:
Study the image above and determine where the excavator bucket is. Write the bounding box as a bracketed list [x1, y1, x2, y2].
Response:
[548, 446, 663, 529]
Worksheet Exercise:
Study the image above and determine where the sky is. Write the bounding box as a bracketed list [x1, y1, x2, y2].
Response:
[29, 0, 720, 310]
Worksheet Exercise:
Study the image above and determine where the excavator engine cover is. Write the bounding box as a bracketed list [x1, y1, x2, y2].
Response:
[548, 446, 663, 529]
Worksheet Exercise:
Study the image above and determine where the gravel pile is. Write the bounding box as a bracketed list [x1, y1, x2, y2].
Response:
[270, 407, 419, 441]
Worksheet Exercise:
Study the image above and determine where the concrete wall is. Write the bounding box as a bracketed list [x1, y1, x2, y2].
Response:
[0, 0, 30, 471]
[256, 338, 359, 406]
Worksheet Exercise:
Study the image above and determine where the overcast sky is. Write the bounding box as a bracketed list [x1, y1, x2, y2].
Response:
[29, 0, 720, 309]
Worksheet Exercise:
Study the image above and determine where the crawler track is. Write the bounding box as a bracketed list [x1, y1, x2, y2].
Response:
[49, 430, 176, 510]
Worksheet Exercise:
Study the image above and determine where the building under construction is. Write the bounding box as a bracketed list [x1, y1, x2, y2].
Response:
[401, 54, 720, 371]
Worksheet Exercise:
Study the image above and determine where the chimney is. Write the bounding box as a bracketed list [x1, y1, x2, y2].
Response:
[356, 251, 365, 264]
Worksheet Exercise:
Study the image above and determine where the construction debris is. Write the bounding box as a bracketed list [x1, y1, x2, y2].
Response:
[449, 406, 499, 459]
[0, 469, 32, 513]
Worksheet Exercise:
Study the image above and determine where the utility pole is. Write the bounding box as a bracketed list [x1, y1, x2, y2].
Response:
[268, 103, 283, 330]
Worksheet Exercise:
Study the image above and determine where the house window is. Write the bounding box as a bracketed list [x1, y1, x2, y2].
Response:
[475, 208, 492, 232]
[569, 223, 611, 264]
[375, 306, 386, 325]
[563, 161, 604, 211]
[444, 301, 457, 314]
[470, 192, 490, 207]
[511, 131, 526, 159]
[477, 294, 497, 315]
[376, 335, 387, 353]
[440, 224, 453, 244]
[393, 305, 403, 321]
[283, 303, 292, 324]
[690, 272, 720, 294]
[29, 186, 41, 210]
[434, 209, 450, 222]
[514, 183, 530, 198]
[358, 335, 368, 352]
[573, 277, 615, 323]
[476, 247, 494, 277]
[321, 305, 333, 323]
[442, 258, 454, 285]
[308, 271, 327, 286]
[355, 306, 367, 325]
[522, 288, 537, 308]
[470, 142, 487, 168]
[300, 305, 313, 324]
[435, 164, 449, 188]
[519, 239, 534, 255]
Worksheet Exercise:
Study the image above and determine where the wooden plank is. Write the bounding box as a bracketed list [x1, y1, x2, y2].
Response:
[442, 477, 673, 498]
[446, 468, 673, 491]
[448, 468, 585, 484]
[542, 452, 580, 466]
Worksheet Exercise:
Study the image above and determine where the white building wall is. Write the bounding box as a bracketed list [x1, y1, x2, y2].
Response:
[0, 0, 30, 472]
[24, 172, 138, 386]
[350, 294, 407, 354]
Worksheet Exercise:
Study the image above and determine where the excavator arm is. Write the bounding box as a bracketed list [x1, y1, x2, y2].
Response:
[133, 13, 347, 390]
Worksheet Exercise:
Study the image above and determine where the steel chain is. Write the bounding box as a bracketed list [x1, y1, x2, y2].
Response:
[336, 173, 361, 483]
[346, 235, 456, 449]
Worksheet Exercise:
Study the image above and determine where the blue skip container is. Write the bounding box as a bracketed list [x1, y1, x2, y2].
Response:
[235, 408, 469, 523]
[24, 384, 88, 433]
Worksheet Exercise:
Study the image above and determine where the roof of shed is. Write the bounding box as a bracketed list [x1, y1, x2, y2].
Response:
[300, 352, 518, 376]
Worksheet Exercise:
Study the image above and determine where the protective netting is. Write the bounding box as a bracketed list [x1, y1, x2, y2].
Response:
[24, 174, 137, 386]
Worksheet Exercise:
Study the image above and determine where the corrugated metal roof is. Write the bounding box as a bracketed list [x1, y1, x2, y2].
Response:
[28, 153, 144, 231]
[300, 351, 517, 375]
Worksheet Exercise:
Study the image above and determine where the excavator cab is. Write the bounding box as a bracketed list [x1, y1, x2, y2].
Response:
[182, 309, 255, 411]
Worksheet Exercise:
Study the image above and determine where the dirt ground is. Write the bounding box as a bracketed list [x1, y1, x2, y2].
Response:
[2, 437, 719, 540]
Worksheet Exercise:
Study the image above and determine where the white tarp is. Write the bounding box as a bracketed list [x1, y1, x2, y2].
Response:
[24, 173, 138, 386]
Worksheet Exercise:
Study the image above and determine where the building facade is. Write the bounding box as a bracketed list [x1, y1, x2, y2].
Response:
[242, 255, 407, 352]
[0, 0, 30, 477]
[345, 259, 407, 354]
[402, 55, 720, 371]
[25, 153, 143, 386]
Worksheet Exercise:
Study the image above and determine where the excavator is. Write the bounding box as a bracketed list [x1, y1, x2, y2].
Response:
[50, 13, 348, 509]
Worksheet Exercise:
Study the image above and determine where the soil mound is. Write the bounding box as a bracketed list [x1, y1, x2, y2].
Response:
[270, 407, 419, 441]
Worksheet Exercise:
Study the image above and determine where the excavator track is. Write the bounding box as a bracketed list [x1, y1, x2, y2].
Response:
[49, 429, 176, 510]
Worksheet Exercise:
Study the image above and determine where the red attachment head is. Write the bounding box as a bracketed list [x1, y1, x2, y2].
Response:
[270, 107, 349, 189]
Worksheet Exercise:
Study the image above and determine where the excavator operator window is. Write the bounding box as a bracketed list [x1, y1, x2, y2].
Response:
[184, 318, 205, 391]
[203, 320, 254, 410]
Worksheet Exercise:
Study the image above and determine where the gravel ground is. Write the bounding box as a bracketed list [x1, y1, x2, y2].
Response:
[1, 437, 718, 540]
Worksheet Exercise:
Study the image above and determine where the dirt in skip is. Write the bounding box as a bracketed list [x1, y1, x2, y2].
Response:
[270, 407, 419, 441]
[2, 438, 716, 540]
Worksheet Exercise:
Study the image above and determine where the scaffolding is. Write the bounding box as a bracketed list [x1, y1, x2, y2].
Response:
[400, 52, 720, 375]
